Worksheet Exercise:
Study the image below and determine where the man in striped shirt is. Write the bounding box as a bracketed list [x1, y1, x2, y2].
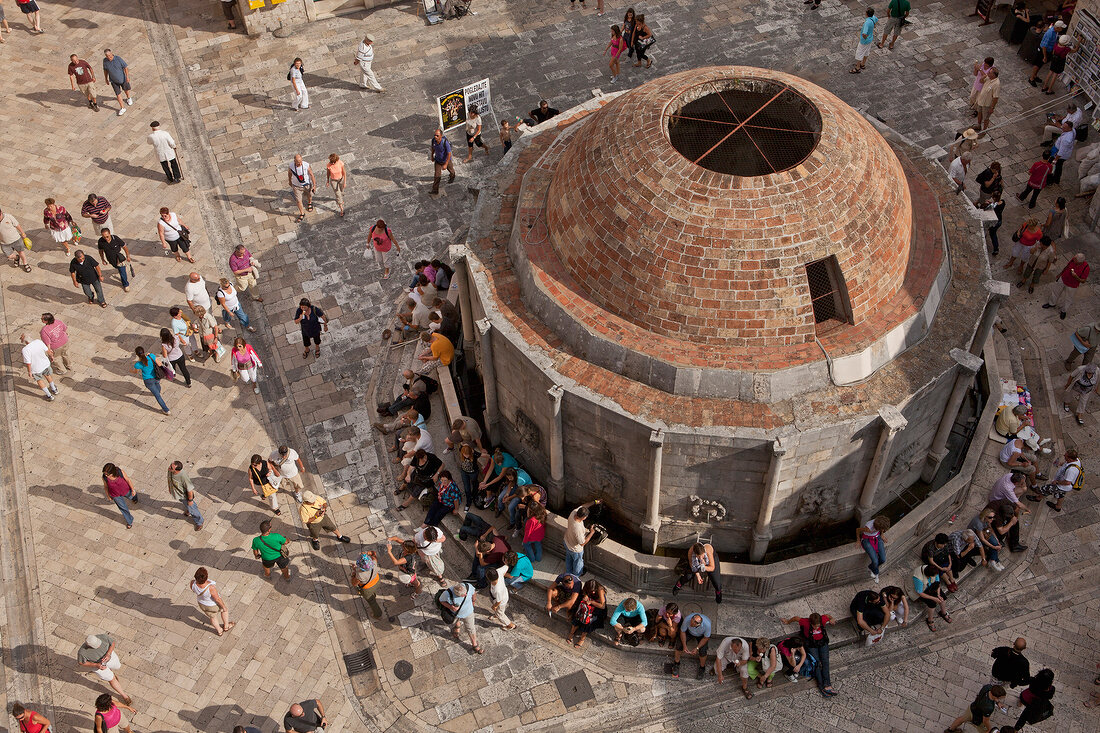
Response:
[80, 194, 114, 235]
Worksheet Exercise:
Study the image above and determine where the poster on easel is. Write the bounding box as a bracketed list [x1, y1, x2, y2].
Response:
[436, 79, 495, 134]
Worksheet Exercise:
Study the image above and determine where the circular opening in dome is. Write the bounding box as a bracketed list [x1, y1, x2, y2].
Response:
[667, 79, 822, 176]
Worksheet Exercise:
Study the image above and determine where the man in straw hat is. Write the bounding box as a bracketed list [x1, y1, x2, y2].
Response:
[299, 490, 352, 550]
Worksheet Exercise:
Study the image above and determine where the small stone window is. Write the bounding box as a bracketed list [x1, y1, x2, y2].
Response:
[805, 256, 852, 326]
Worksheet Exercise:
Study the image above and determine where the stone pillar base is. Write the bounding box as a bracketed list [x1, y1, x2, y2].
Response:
[749, 529, 772, 563]
[920, 448, 949, 483]
[640, 522, 660, 555]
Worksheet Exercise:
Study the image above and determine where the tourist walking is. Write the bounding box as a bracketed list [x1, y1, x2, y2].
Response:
[1044, 197, 1068, 242]
[190, 567, 233, 634]
[80, 194, 113, 239]
[102, 49, 133, 115]
[40, 313, 71, 375]
[876, 0, 909, 50]
[385, 537, 423, 593]
[604, 25, 628, 83]
[672, 541, 723, 603]
[288, 153, 315, 222]
[1031, 448, 1083, 512]
[849, 8, 877, 75]
[1043, 252, 1089, 319]
[781, 612, 837, 696]
[270, 445, 306, 502]
[622, 7, 636, 60]
[157, 207, 193, 262]
[1062, 363, 1099, 425]
[252, 519, 290, 579]
[193, 306, 223, 362]
[217, 279, 255, 331]
[10, 703, 51, 733]
[229, 245, 262, 301]
[43, 198, 77, 254]
[20, 333, 58, 401]
[132, 346, 170, 414]
[229, 337, 262, 393]
[325, 154, 347, 217]
[92, 694, 135, 733]
[102, 463, 139, 528]
[168, 307, 195, 360]
[168, 460, 203, 529]
[221, 0, 239, 29]
[1018, 152, 1054, 209]
[283, 699, 328, 732]
[1, 207, 32, 272]
[248, 453, 281, 515]
[294, 297, 327, 359]
[464, 104, 490, 160]
[160, 328, 193, 388]
[148, 121, 182, 184]
[69, 53, 98, 109]
[368, 219, 400, 279]
[499, 119, 513, 154]
[672, 613, 712, 679]
[299, 491, 352, 549]
[632, 13, 654, 68]
[97, 228, 131, 291]
[1004, 218, 1043, 272]
[1064, 319, 1100, 369]
[69, 250, 107, 307]
[351, 550, 384, 618]
[857, 515, 890, 583]
[288, 57, 308, 110]
[16, 0, 41, 34]
[487, 567, 516, 629]
[430, 128, 455, 195]
[1018, 236, 1056, 294]
[969, 56, 994, 113]
[440, 583, 483, 654]
[353, 36, 385, 92]
[945, 684, 1007, 732]
[78, 635, 131, 703]
[415, 525, 446, 580]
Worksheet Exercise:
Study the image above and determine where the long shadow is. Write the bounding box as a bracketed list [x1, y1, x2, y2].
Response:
[94, 585, 209, 633]
[178, 704, 278, 733]
[66, 377, 148, 411]
[217, 189, 292, 218]
[169, 539, 254, 575]
[369, 114, 438, 154]
[60, 17, 99, 29]
[4, 643, 109, 697]
[307, 74, 363, 93]
[91, 157, 166, 183]
[15, 89, 86, 111]
[231, 92, 274, 111]
[113, 301, 168, 329]
[215, 507, 271, 537]
[28, 483, 124, 524]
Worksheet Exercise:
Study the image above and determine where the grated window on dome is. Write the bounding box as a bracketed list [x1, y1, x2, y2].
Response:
[805, 256, 852, 327]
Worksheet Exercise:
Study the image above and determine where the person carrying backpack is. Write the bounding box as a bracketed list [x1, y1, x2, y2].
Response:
[1029, 448, 1082, 512]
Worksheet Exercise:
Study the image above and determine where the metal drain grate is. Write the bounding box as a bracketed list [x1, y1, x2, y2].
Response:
[393, 660, 414, 681]
[553, 670, 595, 708]
[343, 649, 376, 677]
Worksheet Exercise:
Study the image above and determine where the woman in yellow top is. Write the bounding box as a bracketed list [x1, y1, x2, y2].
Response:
[326, 153, 347, 217]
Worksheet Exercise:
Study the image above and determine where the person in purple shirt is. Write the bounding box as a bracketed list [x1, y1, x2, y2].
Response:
[229, 245, 262, 302]
[988, 472, 1028, 511]
[429, 128, 455, 195]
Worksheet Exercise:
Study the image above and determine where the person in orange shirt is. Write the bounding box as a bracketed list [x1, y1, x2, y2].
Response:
[416, 330, 454, 375]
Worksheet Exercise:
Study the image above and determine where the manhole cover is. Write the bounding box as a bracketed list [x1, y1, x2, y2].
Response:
[553, 670, 594, 708]
[393, 660, 413, 681]
[342, 649, 375, 677]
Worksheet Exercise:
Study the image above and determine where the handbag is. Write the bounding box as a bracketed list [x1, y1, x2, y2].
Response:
[435, 588, 459, 625]
[259, 533, 290, 559]
[251, 466, 278, 498]
[152, 362, 168, 380]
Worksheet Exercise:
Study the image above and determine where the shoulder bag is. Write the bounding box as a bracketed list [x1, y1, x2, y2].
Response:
[259, 533, 290, 559]
[251, 465, 278, 498]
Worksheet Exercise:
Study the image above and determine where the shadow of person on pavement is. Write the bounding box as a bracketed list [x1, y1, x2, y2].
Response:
[177, 703, 279, 733]
[116, 301, 175, 330]
[369, 114, 439, 154]
[91, 157, 167, 184]
[94, 585, 211, 634]
[3, 643, 111, 697]
[27, 482, 124, 524]
[16, 89, 88, 110]
[216, 188, 293, 219]
[65, 376, 151, 412]
[6, 281, 88, 306]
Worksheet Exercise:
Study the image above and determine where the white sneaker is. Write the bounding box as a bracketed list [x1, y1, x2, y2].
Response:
[787, 673, 798, 682]
[126, 97, 133, 106]
[871, 571, 880, 584]
[117, 108, 126, 116]
[294, 492, 303, 503]
[991, 561, 1005, 571]
[48, 384, 59, 394]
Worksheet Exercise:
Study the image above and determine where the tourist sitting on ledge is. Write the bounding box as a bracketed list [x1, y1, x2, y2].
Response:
[948, 528, 987, 576]
[568, 579, 608, 649]
[995, 403, 1030, 438]
[644, 601, 680, 646]
[850, 588, 888, 643]
[523, 99, 560, 127]
[609, 596, 647, 647]
[546, 572, 582, 616]
[881, 585, 909, 627]
[913, 564, 952, 631]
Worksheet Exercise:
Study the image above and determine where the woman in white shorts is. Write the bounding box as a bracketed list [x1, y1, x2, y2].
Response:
[368, 219, 401, 280]
[190, 566, 235, 635]
[43, 198, 76, 254]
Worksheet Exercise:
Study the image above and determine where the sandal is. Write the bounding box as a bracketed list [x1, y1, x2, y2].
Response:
[926, 616, 937, 631]
[849, 68, 861, 74]
[940, 611, 953, 623]
[21, 264, 31, 272]
[307, 204, 314, 212]
[1077, 416, 1085, 425]
[473, 645, 484, 654]
[303, 349, 310, 359]
[295, 214, 305, 223]
[742, 689, 753, 700]
[314, 348, 321, 356]
[452, 628, 460, 641]
[225, 621, 236, 631]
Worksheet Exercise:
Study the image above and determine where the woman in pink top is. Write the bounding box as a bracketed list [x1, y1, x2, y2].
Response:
[93, 692, 136, 733]
[43, 197, 77, 254]
[367, 219, 401, 280]
[522, 502, 546, 562]
[326, 153, 347, 217]
[102, 463, 139, 529]
[603, 25, 627, 83]
[230, 337, 263, 394]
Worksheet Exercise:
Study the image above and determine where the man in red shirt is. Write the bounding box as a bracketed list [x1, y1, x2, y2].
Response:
[68, 54, 98, 110]
[1044, 252, 1089, 319]
[1017, 152, 1053, 209]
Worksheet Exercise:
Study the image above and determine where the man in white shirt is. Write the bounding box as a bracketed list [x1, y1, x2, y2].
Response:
[414, 525, 445, 579]
[714, 636, 752, 697]
[148, 121, 182, 184]
[948, 154, 970, 194]
[270, 445, 306, 502]
[21, 334, 59, 401]
[352, 36, 385, 93]
[1051, 122, 1077, 185]
[1033, 448, 1082, 512]
[564, 500, 600, 576]
[288, 154, 315, 223]
[185, 272, 211, 314]
[1042, 103, 1084, 143]
[399, 425, 434, 466]
[486, 566, 515, 629]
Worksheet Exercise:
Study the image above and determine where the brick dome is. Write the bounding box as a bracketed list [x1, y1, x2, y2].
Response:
[544, 66, 913, 354]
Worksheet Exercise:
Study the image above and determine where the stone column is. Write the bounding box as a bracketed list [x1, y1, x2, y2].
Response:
[968, 280, 1012, 357]
[476, 319, 500, 445]
[640, 429, 664, 554]
[453, 255, 476, 352]
[749, 437, 789, 562]
[855, 406, 908, 525]
[920, 348, 984, 483]
[547, 385, 565, 493]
